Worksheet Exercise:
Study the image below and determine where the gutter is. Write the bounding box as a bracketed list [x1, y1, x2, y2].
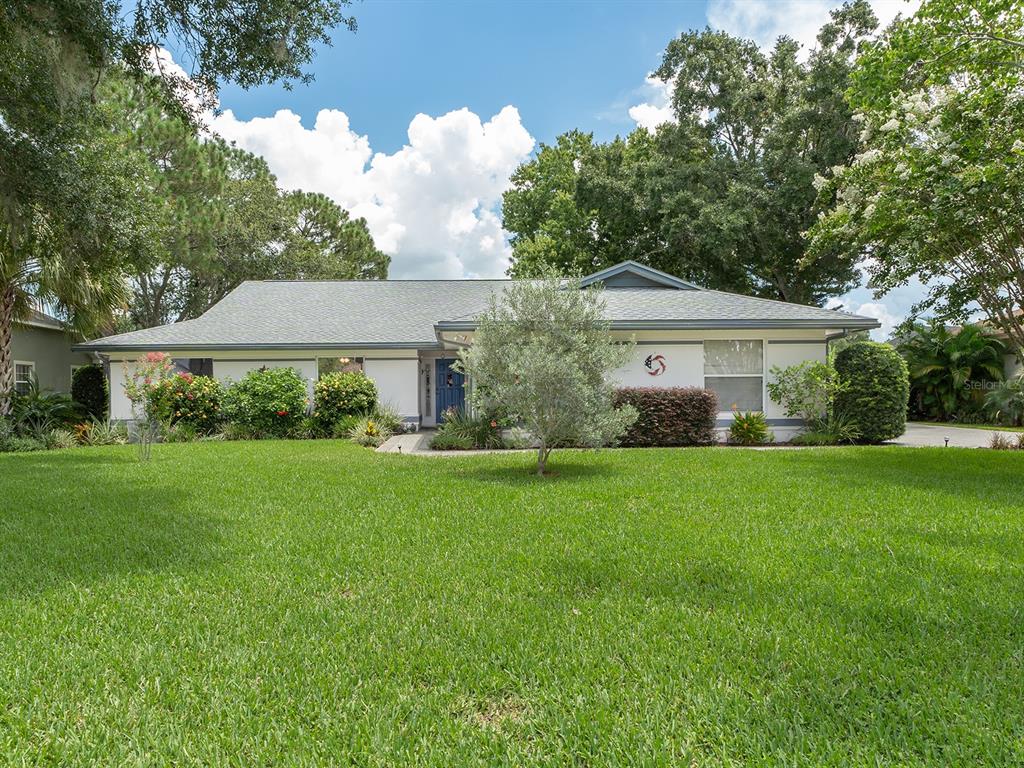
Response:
[71, 341, 445, 353]
[434, 318, 882, 332]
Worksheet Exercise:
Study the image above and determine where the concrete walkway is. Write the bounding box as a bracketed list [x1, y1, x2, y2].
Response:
[376, 431, 433, 454]
[893, 422, 1009, 448]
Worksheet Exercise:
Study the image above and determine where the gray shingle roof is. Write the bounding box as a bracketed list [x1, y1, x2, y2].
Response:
[21, 309, 64, 331]
[77, 276, 879, 352]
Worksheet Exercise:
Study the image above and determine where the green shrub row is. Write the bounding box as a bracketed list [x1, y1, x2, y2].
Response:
[136, 367, 388, 441]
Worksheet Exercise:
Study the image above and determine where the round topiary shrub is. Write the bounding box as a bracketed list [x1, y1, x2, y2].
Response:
[834, 341, 909, 444]
[222, 367, 308, 438]
[71, 364, 108, 420]
[147, 372, 225, 433]
[314, 371, 378, 427]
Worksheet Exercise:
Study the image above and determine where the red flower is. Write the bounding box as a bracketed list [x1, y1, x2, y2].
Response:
[276, 410, 288, 416]
[490, 420, 498, 428]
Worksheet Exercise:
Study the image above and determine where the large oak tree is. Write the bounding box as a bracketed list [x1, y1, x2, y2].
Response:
[504, 1, 881, 306]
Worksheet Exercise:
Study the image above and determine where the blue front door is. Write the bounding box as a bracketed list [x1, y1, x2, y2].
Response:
[435, 358, 466, 423]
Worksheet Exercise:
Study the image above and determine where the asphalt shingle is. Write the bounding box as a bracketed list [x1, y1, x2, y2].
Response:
[78, 278, 878, 351]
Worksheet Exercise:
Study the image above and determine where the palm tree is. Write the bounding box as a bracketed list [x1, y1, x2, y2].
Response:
[898, 321, 1006, 421]
[1, 233, 129, 415]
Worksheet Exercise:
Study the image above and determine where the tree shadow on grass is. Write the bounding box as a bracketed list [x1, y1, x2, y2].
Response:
[454, 454, 617, 487]
[0, 451, 229, 599]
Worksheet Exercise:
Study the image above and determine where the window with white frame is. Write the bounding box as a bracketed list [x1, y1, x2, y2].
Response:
[317, 356, 363, 377]
[703, 340, 763, 412]
[14, 361, 35, 396]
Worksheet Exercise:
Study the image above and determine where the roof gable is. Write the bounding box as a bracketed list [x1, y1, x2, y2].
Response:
[76, 272, 882, 352]
[579, 261, 702, 291]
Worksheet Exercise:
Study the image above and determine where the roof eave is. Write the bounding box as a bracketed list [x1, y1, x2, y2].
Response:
[72, 341, 443, 353]
[435, 318, 882, 332]
[18, 318, 64, 331]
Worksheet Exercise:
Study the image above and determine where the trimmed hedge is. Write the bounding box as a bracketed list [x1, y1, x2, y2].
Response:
[613, 387, 718, 447]
[71, 364, 108, 420]
[834, 341, 909, 444]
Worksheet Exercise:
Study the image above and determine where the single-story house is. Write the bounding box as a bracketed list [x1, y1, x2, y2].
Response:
[13, 309, 96, 395]
[76, 261, 880, 439]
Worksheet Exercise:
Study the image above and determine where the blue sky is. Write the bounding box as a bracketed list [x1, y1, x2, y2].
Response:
[200, 0, 920, 337]
[218, 1, 704, 154]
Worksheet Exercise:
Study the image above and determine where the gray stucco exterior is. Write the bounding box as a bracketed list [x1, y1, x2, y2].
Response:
[12, 321, 94, 394]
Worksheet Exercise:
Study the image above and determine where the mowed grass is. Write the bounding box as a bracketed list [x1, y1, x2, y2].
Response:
[0, 442, 1022, 766]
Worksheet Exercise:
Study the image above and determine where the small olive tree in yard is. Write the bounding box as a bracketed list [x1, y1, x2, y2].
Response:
[122, 353, 177, 461]
[457, 272, 637, 475]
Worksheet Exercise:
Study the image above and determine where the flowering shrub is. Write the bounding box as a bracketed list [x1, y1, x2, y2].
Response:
[221, 367, 308, 438]
[147, 373, 224, 433]
[313, 372, 378, 427]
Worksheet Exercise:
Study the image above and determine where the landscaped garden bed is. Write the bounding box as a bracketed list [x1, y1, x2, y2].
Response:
[1, 441, 1022, 765]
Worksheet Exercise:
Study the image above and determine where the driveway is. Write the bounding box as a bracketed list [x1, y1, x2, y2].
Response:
[894, 422, 1006, 448]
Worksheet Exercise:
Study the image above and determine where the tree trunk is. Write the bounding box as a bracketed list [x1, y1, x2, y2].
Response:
[0, 284, 15, 417]
[536, 441, 547, 476]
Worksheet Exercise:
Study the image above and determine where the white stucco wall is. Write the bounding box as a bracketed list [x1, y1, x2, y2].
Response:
[109, 361, 137, 421]
[764, 342, 828, 420]
[104, 332, 836, 430]
[364, 358, 420, 419]
[611, 343, 704, 388]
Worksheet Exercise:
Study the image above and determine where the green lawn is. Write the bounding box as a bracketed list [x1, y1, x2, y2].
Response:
[1, 442, 1022, 766]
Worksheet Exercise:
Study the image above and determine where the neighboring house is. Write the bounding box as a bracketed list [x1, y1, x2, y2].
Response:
[892, 315, 1024, 380]
[965, 311, 1024, 379]
[76, 261, 879, 439]
[12, 310, 95, 395]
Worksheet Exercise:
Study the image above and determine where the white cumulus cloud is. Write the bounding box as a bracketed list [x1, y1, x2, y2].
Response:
[628, 77, 675, 133]
[211, 105, 535, 279]
[827, 296, 905, 341]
